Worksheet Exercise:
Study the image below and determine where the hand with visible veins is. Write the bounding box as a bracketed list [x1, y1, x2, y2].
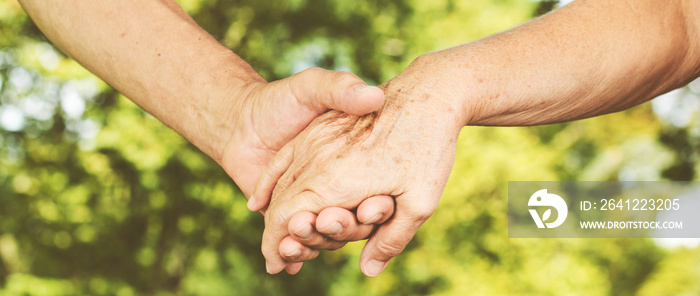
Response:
[19, 0, 399, 273]
[18, 0, 393, 202]
[250, 0, 700, 276]
[221, 67, 386, 197]
[250, 72, 465, 276]
[22, 0, 700, 277]
[222, 69, 403, 275]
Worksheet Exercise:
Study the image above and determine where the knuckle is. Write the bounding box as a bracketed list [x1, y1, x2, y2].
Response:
[302, 189, 329, 208]
[300, 67, 324, 77]
[405, 201, 438, 222]
[286, 74, 305, 101]
[374, 239, 405, 258]
[322, 181, 346, 199]
[267, 207, 291, 226]
[413, 208, 434, 221]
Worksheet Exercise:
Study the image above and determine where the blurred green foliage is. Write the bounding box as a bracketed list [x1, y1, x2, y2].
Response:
[0, 0, 699, 295]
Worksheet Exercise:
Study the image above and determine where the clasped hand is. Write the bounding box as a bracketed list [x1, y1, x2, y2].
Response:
[247, 68, 467, 277]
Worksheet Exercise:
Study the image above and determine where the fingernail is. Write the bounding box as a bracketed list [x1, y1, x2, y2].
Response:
[247, 197, 255, 211]
[321, 221, 344, 236]
[293, 222, 314, 240]
[363, 213, 384, 225]
[285, 248, 302, 258]
[364, 259, 388, 277]
[353, 84, 377, 93]
[265, 261, 271, 274]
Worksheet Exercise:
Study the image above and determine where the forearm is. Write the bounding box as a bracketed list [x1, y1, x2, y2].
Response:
[403, 0, 700, 127]
[19, 0, 265, 161]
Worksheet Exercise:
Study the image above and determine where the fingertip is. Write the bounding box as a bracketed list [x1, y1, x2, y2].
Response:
[279, 236, 303, 258]
[361, 259, 389, 277]
[316, 207, 350, 235]
[357, 195, 395, 224]
[285, 262, 304, 275]
[266, 260, 285, 274]
[358, 207, 425, 276]
[345, 84, 385, 115]
[317, 207, 375, 241]
[360, 85, 385, 108]
[280, 235, 322, 262]
[247, 196, 257, 212]
[288, 212, 317, 241]
[247, 197, 266, 212]
[263, 240, 289, 274]
[266, 261, 286, 274]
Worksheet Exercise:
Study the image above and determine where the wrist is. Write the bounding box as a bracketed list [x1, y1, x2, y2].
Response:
[386, 52, 477, 131]
[179, 52, 267, 164]
[376, 65, 465, 139]
[402, 48, 524, 127]
[207, 67, 267, 164]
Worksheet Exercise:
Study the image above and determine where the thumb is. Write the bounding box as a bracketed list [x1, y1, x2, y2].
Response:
[289, 67, 384, 116]
[359, 193, 436, 277]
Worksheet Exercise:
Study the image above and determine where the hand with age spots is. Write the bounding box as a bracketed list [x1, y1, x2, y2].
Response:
[18, 0, 398, 272]
[22, 0, 700, 278]
[221, 67, 387, 197]
[17, 0, 393, 208]
[249, 75, 465, 276]
[250, 0, 700, 275]
[223, 69, 409, 273]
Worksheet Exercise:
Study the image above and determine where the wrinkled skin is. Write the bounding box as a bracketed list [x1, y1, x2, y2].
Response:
[221, 67, 386, 197]
[254, 71, 467, 276]
[216, 67, 403, 273]
[216, 67, 401, 271]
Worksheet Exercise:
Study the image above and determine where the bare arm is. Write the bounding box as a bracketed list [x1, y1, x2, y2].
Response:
[18, 0, 385, 196]
[252, 0, 700, 276]
[19, 0, 260, 160]
[423, 0, 700, 127]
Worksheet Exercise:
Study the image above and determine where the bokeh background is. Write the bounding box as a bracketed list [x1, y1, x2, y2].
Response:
[1, 0, 699, 295]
